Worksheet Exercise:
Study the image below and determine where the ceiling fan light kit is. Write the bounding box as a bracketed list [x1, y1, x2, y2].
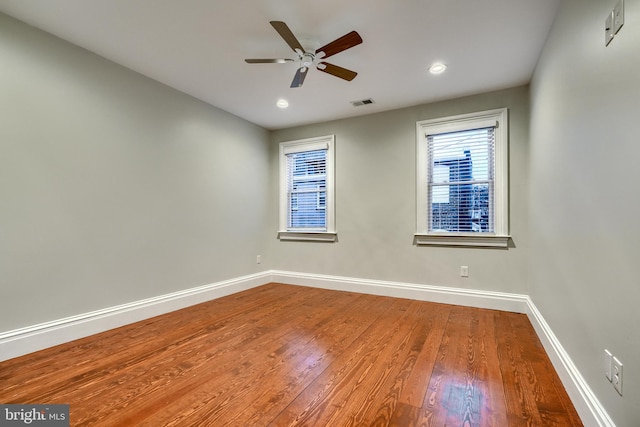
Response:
[245, 21, 362, 88]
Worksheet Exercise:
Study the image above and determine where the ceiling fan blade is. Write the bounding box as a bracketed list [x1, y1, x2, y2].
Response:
[245, 58, 294, 63]
[270, 21, 304, 54]
[290, 67, 309, 88]
[317, 62, 358, 81]
[315, 31, 362, 59]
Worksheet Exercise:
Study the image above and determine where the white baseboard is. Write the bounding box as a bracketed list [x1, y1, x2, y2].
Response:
[525, 298, 615, 427]
[0, 269, 613, 426]
[270, 270, 530, 313]
[0, 272, 271, 362]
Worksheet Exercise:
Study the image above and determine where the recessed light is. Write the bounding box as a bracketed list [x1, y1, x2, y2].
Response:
[429, 63, 447, 75]
[276, 99, 289, 108]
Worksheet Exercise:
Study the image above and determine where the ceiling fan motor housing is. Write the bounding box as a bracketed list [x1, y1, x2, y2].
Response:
[300, 52, 315, 68]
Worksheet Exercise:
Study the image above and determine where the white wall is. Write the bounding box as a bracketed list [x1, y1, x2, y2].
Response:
[0, 13, 271, 332]
[268, 86, 530, 295]
[530, 0, 640, 425]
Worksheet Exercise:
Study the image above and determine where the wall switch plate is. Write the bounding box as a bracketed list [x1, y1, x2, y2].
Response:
[612, 356, 623, 395]
[460, 266, 469, 277]
[256, 255, 261, 264]
[613, 0, 624, 34]
[604, 349, 613, 381]
[605, 10, 615, 46]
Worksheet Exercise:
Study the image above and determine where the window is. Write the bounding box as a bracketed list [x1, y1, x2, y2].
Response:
[416, 108, 509, 248]
[279, 135, 336, 242]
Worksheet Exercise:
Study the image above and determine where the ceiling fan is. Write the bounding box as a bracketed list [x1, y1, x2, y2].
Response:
[245, 21, 363, 88]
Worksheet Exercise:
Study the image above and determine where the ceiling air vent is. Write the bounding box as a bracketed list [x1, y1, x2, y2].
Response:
[350, 98, 375, 107]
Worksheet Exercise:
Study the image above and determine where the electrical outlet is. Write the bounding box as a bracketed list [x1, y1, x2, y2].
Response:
[612, 356, 623, 395]
[460, 266, 469, 278]
[256, 255, 261, 264]
[604, 349, 613, 382]
[613, 0, 624, 34]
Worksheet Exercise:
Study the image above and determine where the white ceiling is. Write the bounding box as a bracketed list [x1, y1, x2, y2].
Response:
[0, 0, 560, 130]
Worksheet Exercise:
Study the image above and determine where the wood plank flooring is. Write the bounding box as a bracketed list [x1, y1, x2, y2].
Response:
[0, 283, 583, 426]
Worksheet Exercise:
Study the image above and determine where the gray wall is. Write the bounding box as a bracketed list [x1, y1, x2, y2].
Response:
[0, 13, 270, 331]
[269, 86, 530, 294]
[530, 0, 640, 425]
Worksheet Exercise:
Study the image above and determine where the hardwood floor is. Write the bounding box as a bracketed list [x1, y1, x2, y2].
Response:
[0, 283, 583, 426]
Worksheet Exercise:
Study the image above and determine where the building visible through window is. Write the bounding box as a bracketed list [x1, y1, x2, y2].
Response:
[287, 149, 327, 229]
[416, 109, 509, 247]
[429, 129, 493, 233]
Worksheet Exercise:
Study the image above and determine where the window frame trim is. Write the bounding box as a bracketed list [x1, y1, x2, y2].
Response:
[278, 135, 336, 242]
[415, 108, 510, 248]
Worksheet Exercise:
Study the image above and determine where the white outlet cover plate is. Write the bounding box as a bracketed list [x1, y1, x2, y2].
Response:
[613, 0, 624, 34]
[605, 11, 614, 46]
[612, 356, 623, 395]
[604, 349, 613, 381]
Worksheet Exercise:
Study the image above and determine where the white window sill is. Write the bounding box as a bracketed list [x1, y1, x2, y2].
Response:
[278, 231, 337, 242]
[414, 233, 510, 248]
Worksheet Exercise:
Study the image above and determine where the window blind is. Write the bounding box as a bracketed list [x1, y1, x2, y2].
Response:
[286, 148, 328, 231]
[427, 127, 495, 233]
